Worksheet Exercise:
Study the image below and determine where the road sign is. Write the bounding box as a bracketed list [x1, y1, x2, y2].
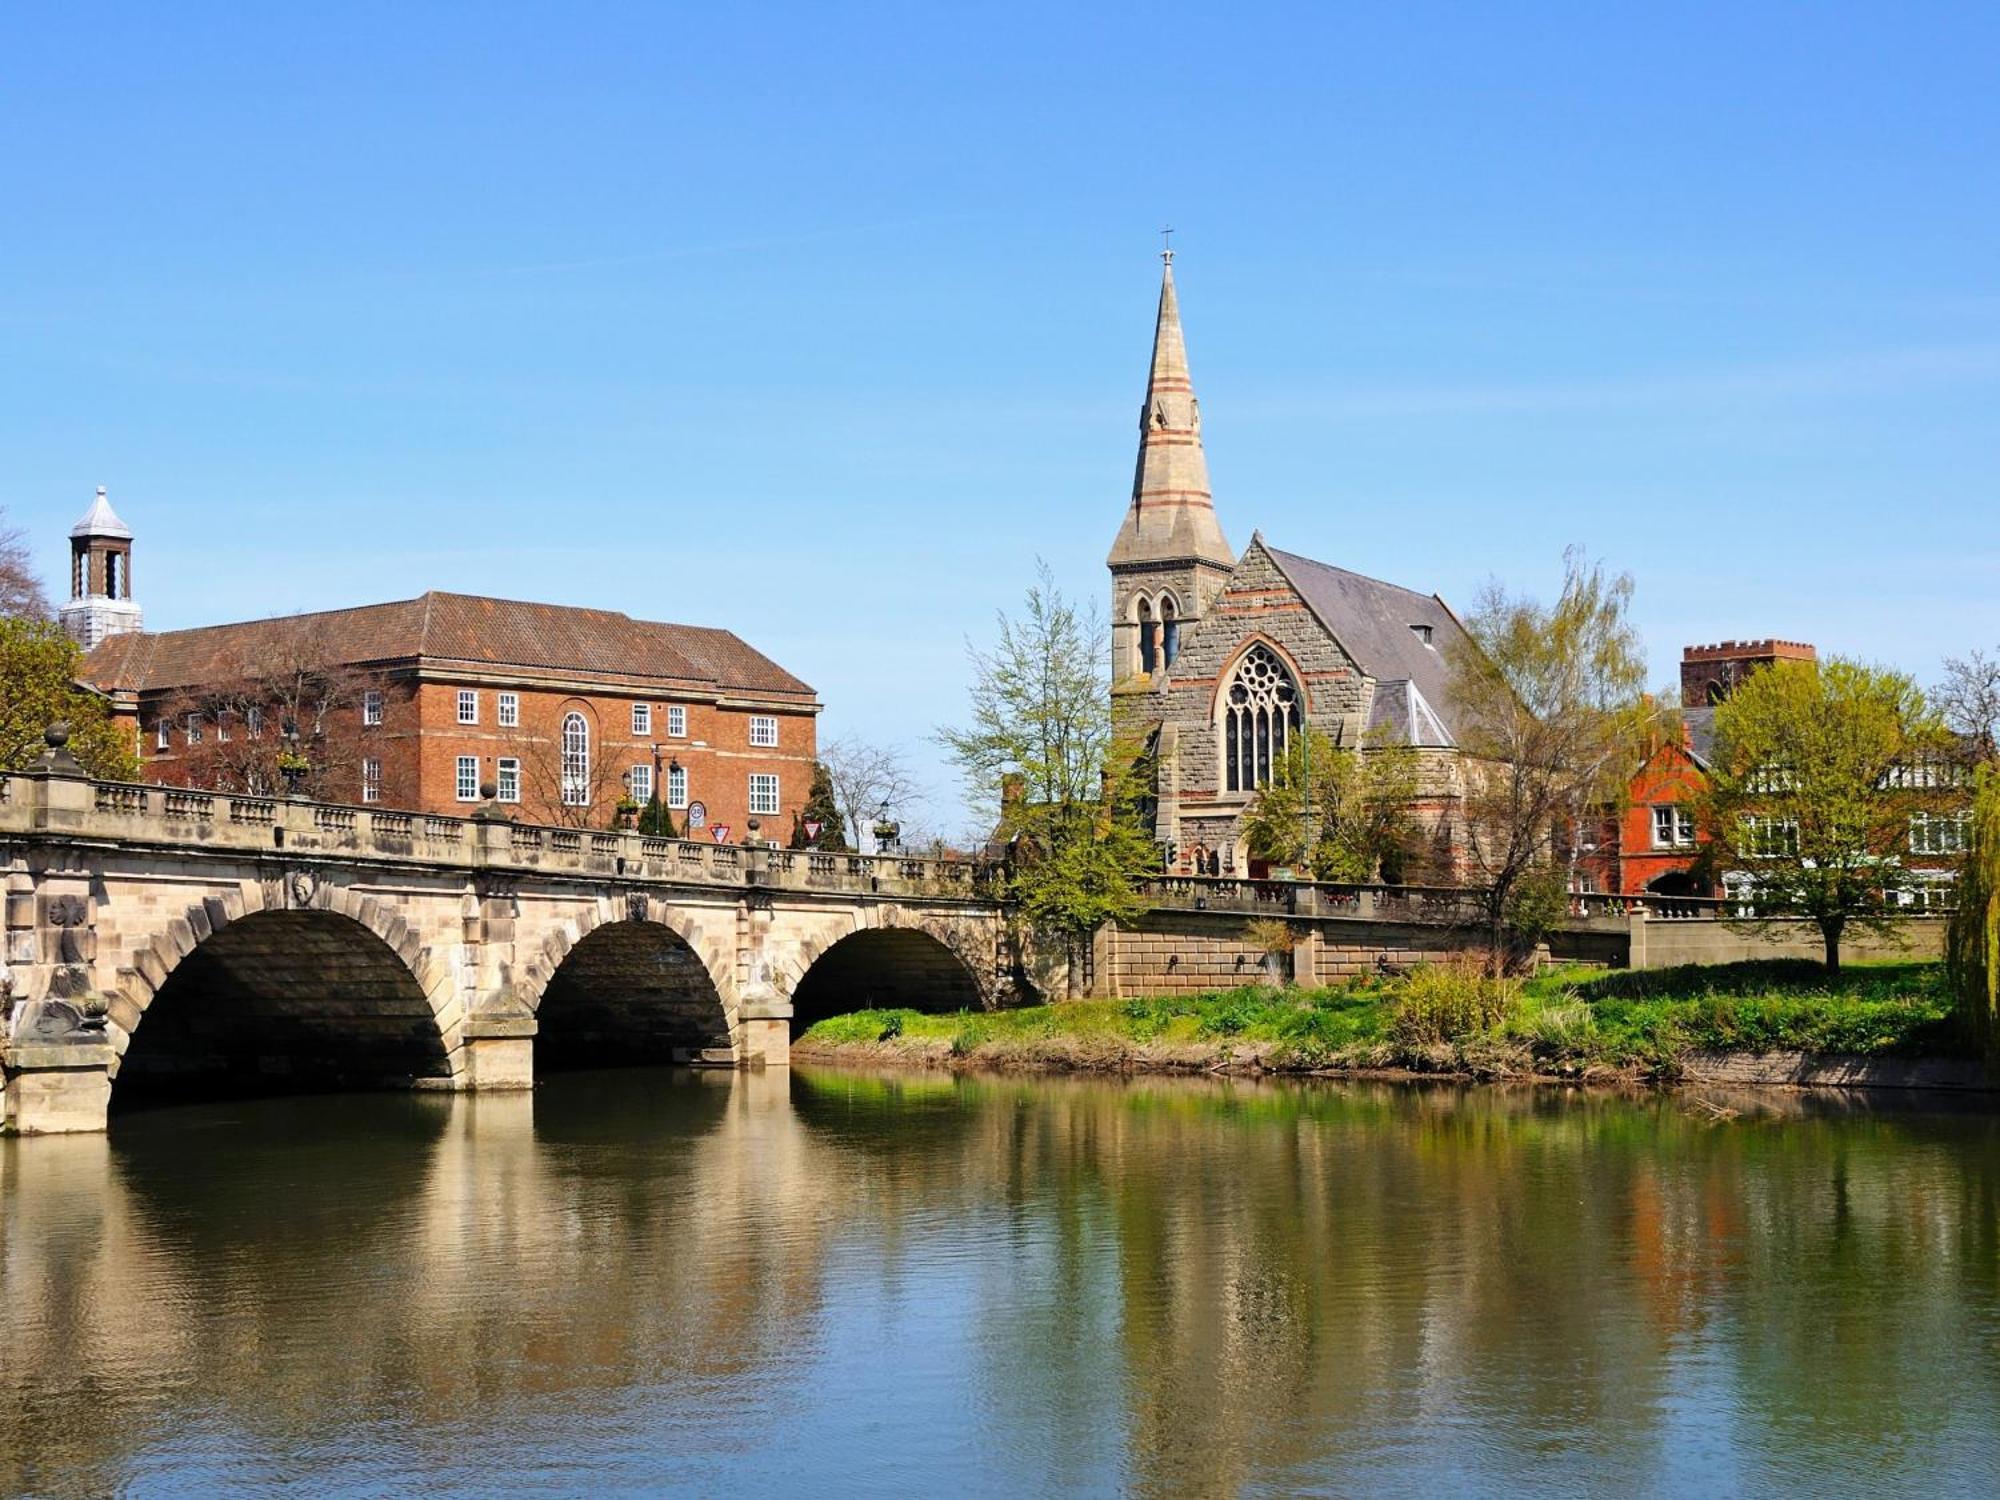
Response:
[711, 825, 731, 844]
[804, 818, 823, 842]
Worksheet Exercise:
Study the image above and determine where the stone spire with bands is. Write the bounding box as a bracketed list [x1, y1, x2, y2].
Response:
[1107, 250, 1235, 571]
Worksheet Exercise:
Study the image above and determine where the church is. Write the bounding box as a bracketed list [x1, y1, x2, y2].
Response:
[1108, 254, 1474, 878]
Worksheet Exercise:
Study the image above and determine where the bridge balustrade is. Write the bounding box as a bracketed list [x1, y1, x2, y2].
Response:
[0, 768, 1003, 905]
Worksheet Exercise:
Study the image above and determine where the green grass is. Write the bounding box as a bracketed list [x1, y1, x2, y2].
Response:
[797, 959, 1965, 1078]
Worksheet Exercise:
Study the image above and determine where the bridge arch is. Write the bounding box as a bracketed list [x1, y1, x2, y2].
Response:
[110, 886, 454, 1109]
[521, 899, 736, 1073]
[788, 919, 990, 1036]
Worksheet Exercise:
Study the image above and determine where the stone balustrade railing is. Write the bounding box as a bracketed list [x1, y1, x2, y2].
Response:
[1134, 875, 1494, 923]
[0, 769, 995, 903]
[3, 766, 1950, 927]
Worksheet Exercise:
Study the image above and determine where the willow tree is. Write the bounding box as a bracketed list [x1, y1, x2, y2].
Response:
[940, 563, 1154, 994]
[1947, 767, 2000, 1058]
[1699, 657, 1956, 972]
[1448, 549, 1659, 965]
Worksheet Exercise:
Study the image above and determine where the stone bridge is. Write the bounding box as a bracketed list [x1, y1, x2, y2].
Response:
[0, 741, 1015, 1133]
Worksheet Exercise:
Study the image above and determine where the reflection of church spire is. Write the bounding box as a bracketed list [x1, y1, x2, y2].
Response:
[1108, 249, 1234, 571]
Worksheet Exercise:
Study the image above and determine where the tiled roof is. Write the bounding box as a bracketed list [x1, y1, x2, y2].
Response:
[80, 592, 815, 701]
[1264, 547, 1469, 747]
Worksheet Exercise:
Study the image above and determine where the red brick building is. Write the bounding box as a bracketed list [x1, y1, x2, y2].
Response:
[80, 591, 820, 839]
[1577, 640, 1817, 898]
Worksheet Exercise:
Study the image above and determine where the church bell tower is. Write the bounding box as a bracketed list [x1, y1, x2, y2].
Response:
[59, 486, 143, 649]
[1108, 249, 1235, 702]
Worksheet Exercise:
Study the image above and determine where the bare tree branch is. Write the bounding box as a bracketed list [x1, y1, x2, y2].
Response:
[819, 734, 921, 850]
[1936, 648, 2000, 760]
[0, 511, 51, 621]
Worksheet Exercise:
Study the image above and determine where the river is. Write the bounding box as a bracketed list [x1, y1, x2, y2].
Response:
[3, 1068, 1998, 1496]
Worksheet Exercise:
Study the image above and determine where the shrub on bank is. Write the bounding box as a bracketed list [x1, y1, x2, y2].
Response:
[1387, 958, 1519, 1045]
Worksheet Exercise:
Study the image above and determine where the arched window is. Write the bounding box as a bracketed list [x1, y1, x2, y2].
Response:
[1160, 595, 1180, 667]
[560, 711, 591, 805]
[1137, 596, 1157, 674]
[106, 551, 123, 600]
[1222, 644, 1301, 793]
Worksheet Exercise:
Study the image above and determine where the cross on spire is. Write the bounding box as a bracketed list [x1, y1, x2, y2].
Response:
[1160, 225, 1175, 264]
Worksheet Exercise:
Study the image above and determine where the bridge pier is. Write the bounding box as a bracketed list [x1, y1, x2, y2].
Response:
[737, 999, 792, 1068]
[3, 1032, 116, 1135]
[459, 1009, 537, 1090]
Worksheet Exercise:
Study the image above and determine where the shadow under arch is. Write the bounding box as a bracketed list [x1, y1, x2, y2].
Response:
[114, 909, 451, 1113]
[789, 926, 985, 1036]
[533, 919, 732, 1074]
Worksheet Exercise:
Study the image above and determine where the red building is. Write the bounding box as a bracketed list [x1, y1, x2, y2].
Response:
[1577, 640, 1817, 899]
[81, 592, 819, 837]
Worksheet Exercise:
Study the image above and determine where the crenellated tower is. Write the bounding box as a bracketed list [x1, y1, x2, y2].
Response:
[1108, 250, 1235, 702]
[59, 486, 143, 649]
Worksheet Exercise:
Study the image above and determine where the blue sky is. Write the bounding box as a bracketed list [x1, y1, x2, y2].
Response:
[4, 3, 1996, 834]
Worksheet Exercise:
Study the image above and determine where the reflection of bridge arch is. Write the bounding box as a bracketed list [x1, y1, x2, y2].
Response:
[789, 924, 988, 1035]
[113, 903, 453, 1110]
[531, 917, 734, 1073]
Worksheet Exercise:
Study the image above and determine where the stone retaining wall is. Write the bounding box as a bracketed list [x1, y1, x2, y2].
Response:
[1106, 912, 1474, 996]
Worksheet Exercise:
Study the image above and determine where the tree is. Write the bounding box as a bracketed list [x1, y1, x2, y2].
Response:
[819, 735, 918, 851]
[1448, 549, 1659, 966]
[1, 509, 50, 621]
[789, 762, 850, 850]
[0, 616, 139, 779]
[1936, 648, 2000, 761]
[1697, 656, 1958, 973]
[516, 713, 628, 828]
[155, 619, 388, 802]
[1239, 728, 1420, 882]
[636, 797, 678, 838]
[939, 562, 1155, 994]
[1947, 765, 2000, 1059]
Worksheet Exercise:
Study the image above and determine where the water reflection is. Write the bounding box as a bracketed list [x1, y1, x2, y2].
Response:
[1, 1070, 1996, 1495]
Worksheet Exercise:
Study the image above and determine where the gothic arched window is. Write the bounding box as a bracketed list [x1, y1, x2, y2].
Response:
[1222, 644, 1301, 793]
[560, 711, 591, 805]
[1160, 594, 1180, 668]
[1137, 596, 1157, 674]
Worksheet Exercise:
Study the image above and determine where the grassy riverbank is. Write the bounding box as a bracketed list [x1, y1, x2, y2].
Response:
[794, 959, 1964, 1082]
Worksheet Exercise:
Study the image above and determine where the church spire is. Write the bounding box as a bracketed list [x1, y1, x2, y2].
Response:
[1107, 248, 1235, 572]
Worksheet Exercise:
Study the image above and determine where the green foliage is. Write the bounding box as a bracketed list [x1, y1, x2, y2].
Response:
[940, 563, 1155, 964]
[0, 615, 140, 780]
[636, 797, 678, 838]
[1499, 865, 1572, 963]
[1387, 958, 1519, 1045]
[1568, 960, 1956, 1060]
[790, 762, 850, 851]
[1449, 549, 1661, 963]
[795, 960, 1960, 1071]
[1698, 657, 1958, 971]
[1238, 729, 1420, 881]
[1946, 765, 2000, 1058]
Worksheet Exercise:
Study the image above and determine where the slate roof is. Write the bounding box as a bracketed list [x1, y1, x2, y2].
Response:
[1264, 546, 1469, 747]
[81, 591, 815, 702]
[1682, 707, 1717, 766]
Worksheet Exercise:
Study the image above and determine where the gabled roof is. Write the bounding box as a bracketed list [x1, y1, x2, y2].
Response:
[1263, 544, 1471, 745]
[80, 591, 816, 702]
[1365, 679, 1456, 749]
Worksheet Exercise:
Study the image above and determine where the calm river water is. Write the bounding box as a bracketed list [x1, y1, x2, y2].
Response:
[4, 1068, 1999, 1496]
